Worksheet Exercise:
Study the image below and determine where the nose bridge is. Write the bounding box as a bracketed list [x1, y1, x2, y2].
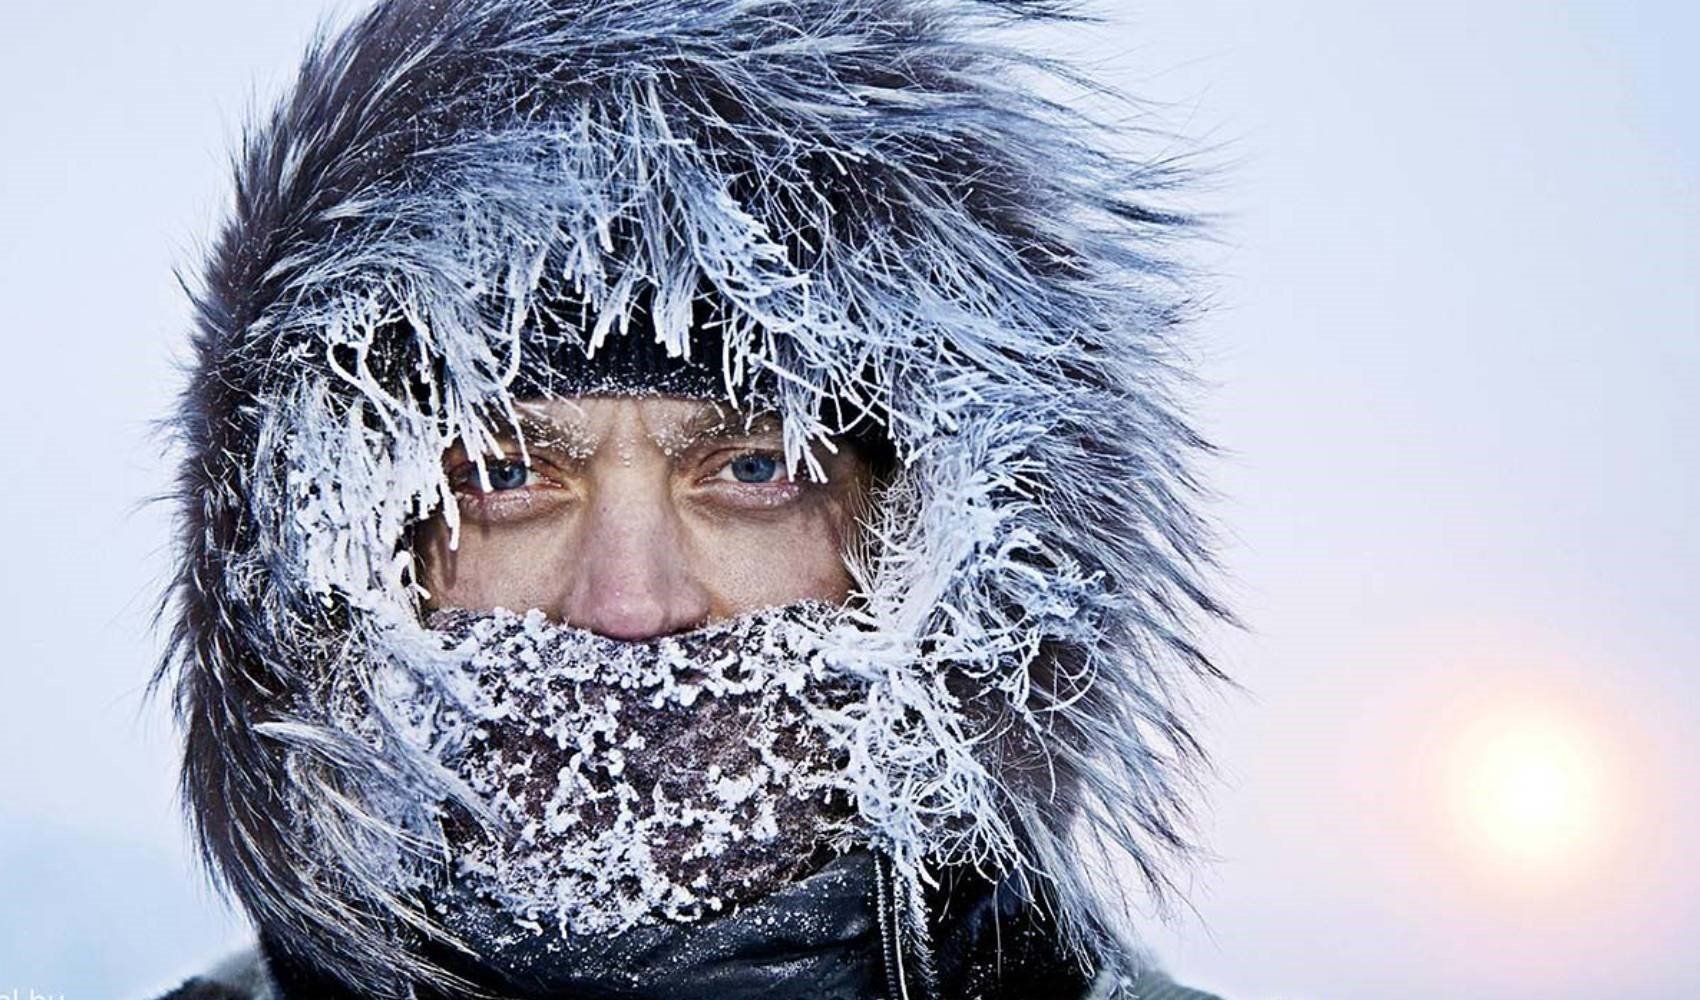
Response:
[564, 463, 708, 640]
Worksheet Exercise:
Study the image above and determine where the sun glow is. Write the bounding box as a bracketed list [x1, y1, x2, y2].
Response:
[1358, 635, 1675, 985]
[1446, 710, 1612, 874]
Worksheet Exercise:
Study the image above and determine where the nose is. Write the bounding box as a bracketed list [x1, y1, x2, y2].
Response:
[559, 476, 712, 641]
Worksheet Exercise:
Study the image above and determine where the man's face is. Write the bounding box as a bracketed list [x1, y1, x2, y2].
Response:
[415, 395, 873, 635]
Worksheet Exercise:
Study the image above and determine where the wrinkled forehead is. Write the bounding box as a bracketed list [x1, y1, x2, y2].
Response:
[496, 394, 784, 455]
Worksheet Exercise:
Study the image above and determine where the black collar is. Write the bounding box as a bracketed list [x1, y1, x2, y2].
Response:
[259, 850, 1093, 1000]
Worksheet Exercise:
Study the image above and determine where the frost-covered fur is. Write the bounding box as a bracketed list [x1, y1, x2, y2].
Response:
[151, 0, 1234, 996]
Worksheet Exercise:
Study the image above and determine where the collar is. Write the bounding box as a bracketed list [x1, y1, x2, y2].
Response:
[258, 850, 1093, 1000]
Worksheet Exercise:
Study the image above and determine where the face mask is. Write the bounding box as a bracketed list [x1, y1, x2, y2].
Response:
[364, 601, 864, 947]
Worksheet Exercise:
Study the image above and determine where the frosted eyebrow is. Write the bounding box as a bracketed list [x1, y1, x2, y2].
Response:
[482, 400, 783, 459]
[502, 409, 596, 458]
[669, 403, 784, 443]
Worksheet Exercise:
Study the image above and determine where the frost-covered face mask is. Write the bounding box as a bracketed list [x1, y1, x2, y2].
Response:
[368, 600, 863, 954]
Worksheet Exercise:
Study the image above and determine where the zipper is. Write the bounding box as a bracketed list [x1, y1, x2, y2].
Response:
[875, 851, 902, 1000]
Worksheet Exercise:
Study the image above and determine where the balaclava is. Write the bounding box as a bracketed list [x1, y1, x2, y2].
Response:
[152, 1, 1235, 997]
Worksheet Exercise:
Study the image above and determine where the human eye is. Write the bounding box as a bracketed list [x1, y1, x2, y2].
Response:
[695, 448, 808, 512]
[452, 456, 537, 494]
[712, 450, 791, 485]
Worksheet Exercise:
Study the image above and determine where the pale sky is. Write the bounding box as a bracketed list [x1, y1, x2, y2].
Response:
[1, 3, 1694, 998]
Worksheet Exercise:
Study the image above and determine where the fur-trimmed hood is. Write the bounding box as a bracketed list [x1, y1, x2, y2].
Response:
[151, 0, 1234, 996]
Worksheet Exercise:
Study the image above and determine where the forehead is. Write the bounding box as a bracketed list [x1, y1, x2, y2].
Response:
[504, 394, 782, 451]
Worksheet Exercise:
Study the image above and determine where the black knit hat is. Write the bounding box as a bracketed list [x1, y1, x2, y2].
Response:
[509, 290, 734, 400]
[507, 289, 896, 470]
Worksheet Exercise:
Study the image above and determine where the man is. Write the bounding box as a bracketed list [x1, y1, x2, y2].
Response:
[147, 1, 1234, 997]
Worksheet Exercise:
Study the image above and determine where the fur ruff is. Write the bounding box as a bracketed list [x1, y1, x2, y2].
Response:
[150, 0, 1236, 996]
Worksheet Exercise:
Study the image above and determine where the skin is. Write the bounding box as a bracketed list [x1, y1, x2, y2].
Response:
[414, 395, 873, 639]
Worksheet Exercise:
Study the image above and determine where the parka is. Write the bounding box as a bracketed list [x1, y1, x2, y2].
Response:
[145, 1, 1235, 997]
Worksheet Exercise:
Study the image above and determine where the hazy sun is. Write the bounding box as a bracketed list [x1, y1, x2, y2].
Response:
[1447, 710, 1611, 873]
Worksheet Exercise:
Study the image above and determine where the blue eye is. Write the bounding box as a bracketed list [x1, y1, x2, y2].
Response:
[728, 453, 781, 484]
[484, 459, 530, 491]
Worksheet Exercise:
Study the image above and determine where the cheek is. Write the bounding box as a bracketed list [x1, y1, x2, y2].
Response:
[690, 504, 857, 613]
[416, 514, 578, 611]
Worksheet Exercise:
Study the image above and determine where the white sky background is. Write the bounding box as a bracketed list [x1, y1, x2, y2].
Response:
[0, 2, 1694, 998]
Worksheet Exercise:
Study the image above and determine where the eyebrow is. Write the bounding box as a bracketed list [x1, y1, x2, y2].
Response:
[670, 403, 783, 442]
[490, 400, 785, 457]
[505, 410, 595, 455]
